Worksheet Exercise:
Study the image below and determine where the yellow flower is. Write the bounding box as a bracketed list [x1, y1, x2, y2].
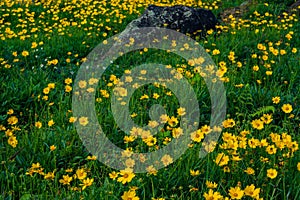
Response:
[121, 190, 139, 200]
[7, 116, 18, 125]
[237, 61, 242, 68]
[148, 121, 159, 128]
[212, 49, 220, 55]
[266, 71, 272, 76]
[146, 165, 158, 175]
[140, 94, 149, 100]
[76, 168, 87, 180]
[160, 114, 169, 123]
[69, 117, 77, 123]
[190, 169, 200, 176]
[172, 127, 183, 138]
[43, 86, 50, 94]
[262, 55, 268, 61]
[65, 168, 73, 173]
[244, 167, 255, 175]
[177, 107, 186, 116]
[80, 178, 94, 190]
[153, 93, 159, 99]
[21, 51, 29, 57]
[205, 180, 218, 189]
[203, 189, 223, 200]
[168, 116, 178, 127]
[78, 80, 87, 88]
[7, 109, 14, 115]
[244, 184, 260, 199]
[191, 129, 204, 143]
[87, 155, 97, 160]
[267, 168, 278, 179]
[297, 162, 300, 171]
[252, 65, 259, 71]
[266, 145, 277, 154]
[35, 121, 42, 129]
[117, 168, 135, 184]
[65, 85, 72, 92]
[65, 78, 72, 85]
[8, 135, 18, 148]
[228, 186, 244, 199]
[161, 154, 173, 166]
[59, 175, 73, 185]
[143, 136, 157, 147]
[109, 171, 118, 180]
[214, 153, 229, 166]
[125, 158, 135, 168]
[281, 104, 292, 113]
[260, 114, 273, 124]
[44, 171, 55, 180]
[251, 119, 264, 130]
[48, 119, 55, 127]
[222, 119, 235, 128]
[48, 83, 55, 89]
[50, 145, 56, 151]
[272, 96, 280, 104]
[79, 117, 89, 126]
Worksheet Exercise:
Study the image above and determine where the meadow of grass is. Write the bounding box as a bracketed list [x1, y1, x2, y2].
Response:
[0, 0, 300, 199]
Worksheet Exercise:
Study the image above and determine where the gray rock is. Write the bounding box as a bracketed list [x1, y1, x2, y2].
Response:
[125, 5, 218, 39]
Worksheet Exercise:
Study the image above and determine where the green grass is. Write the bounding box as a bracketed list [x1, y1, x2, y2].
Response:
[0, 0, 300, 199]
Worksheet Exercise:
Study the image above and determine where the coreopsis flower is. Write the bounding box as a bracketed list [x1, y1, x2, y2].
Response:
[222, 119, 235, 128]
[87, 155, 97, 160]
[109, 171, 118, 180]
[65, 78, 72, 85]
[69, 117, 77, 123]
[35, 121, 42, 128]
[244, 167, 255, 175]
[272, 96, 280, 104]
[78, 80, 87, 88]
[191, 129, 204, 143]
[172, 127, 183, 138]
[177, 107, 186, 116]
[266, 145, 277, 154]
[161, 154, 173, 166]
[80, 178, 94, 190]
[190, 169, 200, 176]
[281, 104, 293, 113]
[203, 189, 223, 200]
[251, 119, 264, 130]
[214, 153, 229, 166]
[59, 175, 73, 185]
[48, 119, 55, 127]
[261, 114, 273, 124]
[65, 85, 72, 92]
[121, 190, 139, 200]
[49, 145, 56, 151]
[244, 184, 260, 199]
[8, 135, 18, 148]
[117, 168, 135, 184]
[267, 168, 278, 179]
[21, 51, 29, 57]
[228, 186, 244, 199]
[44, 171, 55, 180]
[79, 117, 89, 126]
[7, 116, 18, 125]
[168, 116, 178, 127]
[146, 165, 158, 175]
[206, 181, 218, 189]
[76, 168, 87, 180]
